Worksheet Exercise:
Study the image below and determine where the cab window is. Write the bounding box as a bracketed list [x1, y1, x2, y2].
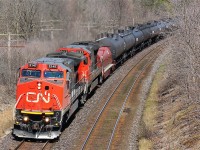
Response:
[22, 69, 41, 78]
[84, 57, 88, 65]
[44, 71, 63, 78]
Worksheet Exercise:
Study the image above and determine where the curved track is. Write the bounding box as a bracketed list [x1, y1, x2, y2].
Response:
[81, 44, 163, 150]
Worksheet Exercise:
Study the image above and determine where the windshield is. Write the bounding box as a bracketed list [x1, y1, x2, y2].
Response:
[44, 71, 63, 78]
[22, 70, 41, 78]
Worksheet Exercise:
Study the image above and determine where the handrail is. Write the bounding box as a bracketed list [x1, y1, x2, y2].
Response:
[52, 94, 62, 110]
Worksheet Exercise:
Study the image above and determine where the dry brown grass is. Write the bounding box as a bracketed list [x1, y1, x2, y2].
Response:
[139, 138, 152, 150]
[0, 106, 13, 137]
[0, 40, 60, 137]
[140, 56, 200, 150]
[139, 63, 165, 149]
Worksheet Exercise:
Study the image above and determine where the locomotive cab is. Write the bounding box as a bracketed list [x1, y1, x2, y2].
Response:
[13, 57, 76, 139]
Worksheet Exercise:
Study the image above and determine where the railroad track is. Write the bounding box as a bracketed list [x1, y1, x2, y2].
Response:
[81, 44, 163, 150]
[13, 140, 50, 150]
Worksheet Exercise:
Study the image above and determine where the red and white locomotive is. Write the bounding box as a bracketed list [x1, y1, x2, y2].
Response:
[12, 19, 175, 139]
[13, 42, 113, 139]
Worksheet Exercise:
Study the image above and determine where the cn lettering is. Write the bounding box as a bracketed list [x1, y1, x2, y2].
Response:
[26, 92, 50, 103]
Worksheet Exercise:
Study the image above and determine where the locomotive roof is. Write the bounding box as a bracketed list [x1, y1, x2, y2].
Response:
[33, 57, 74, 72]
[46, 51, 85, 66]
[66, 41, 100, 54]
[47, 51, 85, 60]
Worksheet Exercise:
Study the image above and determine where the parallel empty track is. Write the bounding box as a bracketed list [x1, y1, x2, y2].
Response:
[81, 44, 164, 150]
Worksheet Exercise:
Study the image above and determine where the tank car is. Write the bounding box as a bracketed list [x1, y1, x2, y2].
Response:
[131, 27, 144, 49]
[96, 29, 139, 62]
[149, 21, 161, 40]
[118, 29, 136, 51]
[96, 33, 126, 60]
[137, 23, 153, 43]
[157, 20, 168, 34]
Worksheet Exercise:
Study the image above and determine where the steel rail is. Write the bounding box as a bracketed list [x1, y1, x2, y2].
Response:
[14, 139, 50, 150]
[107, 48, 162, 150]
[81, 44, 162, 150]
[14, 140, 25, 150]
[41, 140, 49, 150]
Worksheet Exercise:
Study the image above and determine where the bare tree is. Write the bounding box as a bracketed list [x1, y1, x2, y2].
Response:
[169, 0, 200, 103]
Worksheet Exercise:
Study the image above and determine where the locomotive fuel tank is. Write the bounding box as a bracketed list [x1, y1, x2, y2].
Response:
[97, 34, 125, 60]
[119, 30, 136, 51]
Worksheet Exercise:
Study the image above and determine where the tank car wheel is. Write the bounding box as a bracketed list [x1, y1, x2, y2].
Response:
[140, 43, 144, 51]
[155, 36, 160, 42]
[120, 60, 123, 65]
[130, 50, 135, 57]
[120, 57, 124, 65]
[148, 39, 152, 46]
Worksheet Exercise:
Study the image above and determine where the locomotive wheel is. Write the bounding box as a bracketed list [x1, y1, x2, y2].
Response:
[80, 93, 87, 105]
[109, 68, 113, 76]
[98, 75, 103, 85]
[61, 112, 69, 128]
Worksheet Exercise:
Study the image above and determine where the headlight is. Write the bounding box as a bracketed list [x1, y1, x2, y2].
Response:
[23, 116, 29, 122]
[44, 117, 50, 123]
[38, 82, 42, 90]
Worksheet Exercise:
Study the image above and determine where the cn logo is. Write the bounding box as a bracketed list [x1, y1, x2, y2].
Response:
[26, 92, 50, 103]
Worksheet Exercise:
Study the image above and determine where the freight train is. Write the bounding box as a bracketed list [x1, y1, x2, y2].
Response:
[12, 19, 176, 139]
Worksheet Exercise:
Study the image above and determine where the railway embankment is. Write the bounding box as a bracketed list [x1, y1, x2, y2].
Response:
[139, 47, 200, 149]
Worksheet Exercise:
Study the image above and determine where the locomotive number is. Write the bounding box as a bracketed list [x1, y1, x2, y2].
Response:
[26, 92, 51, 103]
